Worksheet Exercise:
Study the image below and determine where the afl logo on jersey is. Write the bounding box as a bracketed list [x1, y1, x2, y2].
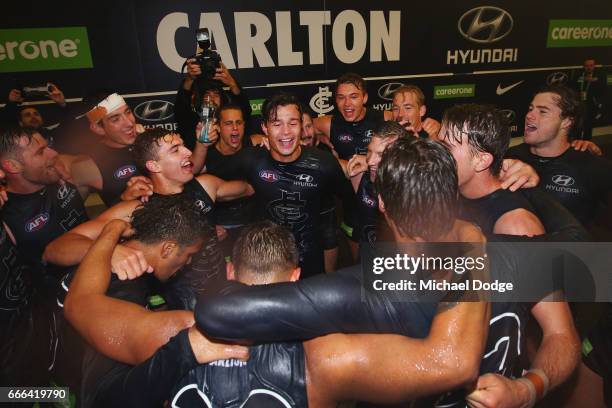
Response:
[114, 165, 137, 180]
[338, 134, 353, 143]
[26, 212, 50, 232]
[362, 193, 376, 208]
[259, 170, 279, 182]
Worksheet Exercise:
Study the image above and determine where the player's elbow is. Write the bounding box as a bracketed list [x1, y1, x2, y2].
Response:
[63, 293, 79, 325]
[196, 296, 243, 340]
[437, 344, 480, 388]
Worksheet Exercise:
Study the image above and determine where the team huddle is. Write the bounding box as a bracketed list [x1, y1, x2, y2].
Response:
[0, 58, 610, 408]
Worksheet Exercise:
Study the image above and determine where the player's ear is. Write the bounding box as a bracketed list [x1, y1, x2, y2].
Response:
[226, 262, 236, 281]
[289, 267, 301, 282]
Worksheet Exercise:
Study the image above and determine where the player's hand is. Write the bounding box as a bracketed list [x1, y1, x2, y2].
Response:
[188, 325, 249, 364]
[466, 373, 531, 408]
[121, 176, 154, 202]
[421, 118, 441, 139]
[8, 89, 23, 104]
[571, 139, 602, 156]
[47, 83, 66, 107]
[347, 154, 367, 177]
[54, 159, 74, 184]
[186, 58, 202, 80]
[250, 134, 270, 150]
[500, 159, 539, 191]
[397, 120, 420, 138]
[110, 242, 154, 280]
[213, 62, 238, 89]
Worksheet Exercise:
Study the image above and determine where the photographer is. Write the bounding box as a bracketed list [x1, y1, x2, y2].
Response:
[174, 59, 252, 151]
[0, 84, 74, 151]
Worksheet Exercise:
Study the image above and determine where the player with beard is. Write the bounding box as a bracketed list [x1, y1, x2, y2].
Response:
[229, 93, 348, 278]
[44, 127, 253, 309]
[0, 127, 89, 276]
[506, 84, 612, 228]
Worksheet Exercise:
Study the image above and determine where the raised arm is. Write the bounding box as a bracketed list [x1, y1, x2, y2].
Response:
[42, 200, 151, 280]
[196, 173, 254, 202]
[63, 220, 194, 365]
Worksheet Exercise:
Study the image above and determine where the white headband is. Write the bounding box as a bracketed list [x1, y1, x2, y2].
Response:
[86, 93, 126, 123]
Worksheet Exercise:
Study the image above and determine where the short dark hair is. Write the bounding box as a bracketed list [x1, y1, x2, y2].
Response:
[373, 121, 410, 140]
[262, 93, 302, 123]
[216, 103, 244, 121]
[535, 84, 583, 133]
[441, 104, 509, 176]
[376, 139, 458, 241]
[0, 126, 38, 159]
[132, 127, 175, 176]
[299, 103, 315, 120]
[392, 85, 425, 107]
[336, 73, 367, 93]
[130, 194, 206, 248]
[232, 221, 298, 282]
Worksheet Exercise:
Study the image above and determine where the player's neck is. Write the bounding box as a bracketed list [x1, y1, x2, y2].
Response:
[529, 136, 570, 157]
[216, 139, 242, 155]
[6, 177, 47, 195]
[460, 173, 502, 199]
[153, 175, 186, 195]
[271, 145, 302, 163]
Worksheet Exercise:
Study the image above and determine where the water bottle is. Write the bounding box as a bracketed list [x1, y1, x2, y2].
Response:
[198, 95, 217, 143]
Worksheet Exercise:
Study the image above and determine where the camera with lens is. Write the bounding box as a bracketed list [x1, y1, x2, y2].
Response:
[195, 28, 221, 80]
[21, 83, 52, 98]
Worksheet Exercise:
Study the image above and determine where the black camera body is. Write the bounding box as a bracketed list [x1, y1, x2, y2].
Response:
[21, 83, 52, 98]
[195, 28, 221, 80]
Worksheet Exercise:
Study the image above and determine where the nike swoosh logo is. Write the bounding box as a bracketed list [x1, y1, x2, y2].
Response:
[496, 80, 524, 95]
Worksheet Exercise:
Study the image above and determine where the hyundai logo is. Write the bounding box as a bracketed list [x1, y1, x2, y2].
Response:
[134, 100, 174, 122]
[552, 175, 575, 187]
[377, 83, 404, 101]
[458, 6, 513, 44]
[57, 184, 70, 200]
[546, 72, 568, 85]
[499, 109, 516, 124]
[297, 174, 314, 183]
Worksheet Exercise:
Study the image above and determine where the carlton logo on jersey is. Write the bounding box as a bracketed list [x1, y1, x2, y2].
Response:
[114, 165, 137, 180]
[259, 170, 280, 182]
[25, 212, 50, 232]
[171, 384, 294, 408]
